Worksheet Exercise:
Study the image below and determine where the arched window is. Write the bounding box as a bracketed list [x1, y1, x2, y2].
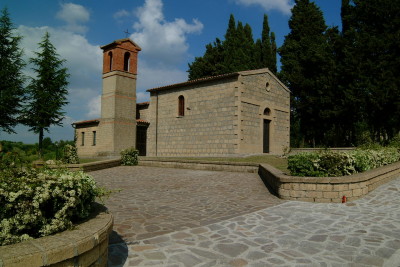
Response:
[264, 108, 271, 116]
[178, 95, 185, 116]
[108, 52, 113, 71]
[124, 52, 130, 72]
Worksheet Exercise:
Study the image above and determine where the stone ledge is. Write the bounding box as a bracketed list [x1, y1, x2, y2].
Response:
[259, 161, 400, 203]
[35, 159, 121, 172]
[139, 158, 259, 173]
[0, 204, 113, 267]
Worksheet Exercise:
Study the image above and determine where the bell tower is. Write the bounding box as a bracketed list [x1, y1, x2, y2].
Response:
[98, 38, 141, 155]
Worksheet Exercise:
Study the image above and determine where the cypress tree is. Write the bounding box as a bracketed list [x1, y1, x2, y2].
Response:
[279, 0, 332, 147]
[0, 8, 26, 133]
[270, 32, 277, 74]
[261, 14, 274, 71]
[22, 32, 69, 157]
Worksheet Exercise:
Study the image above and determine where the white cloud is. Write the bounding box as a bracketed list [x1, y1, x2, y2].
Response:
[235, 0, 294, 15]
[137, 92, 149, 103]
[56, 3, 90, 33]
[87, 95, 101, 118]
[137, 61, 188, 91]
[113, 9, 130, 20]
[131, 0, 203, 66]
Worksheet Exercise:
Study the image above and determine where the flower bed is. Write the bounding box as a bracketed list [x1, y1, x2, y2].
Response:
[0, 167, 107, 246]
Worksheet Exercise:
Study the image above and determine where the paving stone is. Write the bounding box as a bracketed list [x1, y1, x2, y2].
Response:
[88, 167, 400, 266]
[214, 243, 249, 257]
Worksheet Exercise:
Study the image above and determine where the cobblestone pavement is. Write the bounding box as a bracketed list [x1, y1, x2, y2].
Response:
[91, 166, 400, 266]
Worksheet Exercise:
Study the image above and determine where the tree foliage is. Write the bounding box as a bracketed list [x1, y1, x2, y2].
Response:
[188, 14, 277, 80]
[0, 8, 26, 133]
[280, 0, 400, 147]
[279, 0, 335, 147]
[22, 32, 69, 157]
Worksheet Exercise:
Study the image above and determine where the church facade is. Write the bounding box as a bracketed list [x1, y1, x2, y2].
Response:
[73, 39, 290, 157]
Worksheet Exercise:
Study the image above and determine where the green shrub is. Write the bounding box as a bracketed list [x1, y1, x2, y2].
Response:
[120, 147, 139, 166]
[62, 144, 79, 164]
[288, 152, 327, 177]
[0, 167, 106, 246]
[288, 148, 400, 177]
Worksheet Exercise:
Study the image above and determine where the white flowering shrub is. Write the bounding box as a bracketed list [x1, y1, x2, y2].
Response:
[120, 147, 139, 166]
[0, 167, 106, 246]
[288, 148, 400, 177]
[62, 144, 79, 164]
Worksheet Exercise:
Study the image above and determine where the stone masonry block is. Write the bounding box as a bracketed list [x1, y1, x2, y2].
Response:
[305, 191, 323, 199]
[290, 190, 307, 198]
[316, 184, 333, 192]
[323, 191, 339, 199]
[349, 183, 361, 190]
[352, 188, 363, 197]
[333, 184, 349, 192]
[299, 183, 317, 191]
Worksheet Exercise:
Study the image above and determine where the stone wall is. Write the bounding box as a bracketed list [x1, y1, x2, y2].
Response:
[147, 77, 240, 156]
[75, 123, 100, 158]
[259, 161, 400, 203]
[237, 70, 290, 155]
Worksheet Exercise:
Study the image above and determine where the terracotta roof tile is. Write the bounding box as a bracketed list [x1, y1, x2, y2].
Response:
[72, 119, 100, 125]
[137, 119, 150, 125]
[146, 72, 239, 93]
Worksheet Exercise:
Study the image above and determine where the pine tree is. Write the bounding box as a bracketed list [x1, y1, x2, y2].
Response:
[23, 32, 69, 157]
[0, 8, 26, 133]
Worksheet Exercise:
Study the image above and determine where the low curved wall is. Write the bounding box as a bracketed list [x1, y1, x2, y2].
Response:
[259, 161, 400, 203]
[0, 204, 113, 267]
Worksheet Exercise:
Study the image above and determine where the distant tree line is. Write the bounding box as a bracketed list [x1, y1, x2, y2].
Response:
[0, 7, 69, 156]
[0, 138, 74, 162]
[188, 0, 400, 148]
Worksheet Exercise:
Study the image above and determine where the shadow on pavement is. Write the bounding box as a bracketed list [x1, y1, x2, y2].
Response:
[108, 231, 128, 267]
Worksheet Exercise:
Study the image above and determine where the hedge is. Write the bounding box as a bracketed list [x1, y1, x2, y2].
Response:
[288, 148, 400, 177]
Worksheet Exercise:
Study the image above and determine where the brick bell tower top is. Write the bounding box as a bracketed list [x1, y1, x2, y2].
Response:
[100, 38, 141, 74]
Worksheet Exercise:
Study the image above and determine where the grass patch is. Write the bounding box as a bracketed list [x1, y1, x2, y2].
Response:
[143, 155, 289, 173]
[79, 158, 102, 164]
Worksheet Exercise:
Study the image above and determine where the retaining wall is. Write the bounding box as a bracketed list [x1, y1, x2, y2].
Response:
[34, 159, 121, 172]
[259, 161, 400, 203]
[0, 204, 113, 267]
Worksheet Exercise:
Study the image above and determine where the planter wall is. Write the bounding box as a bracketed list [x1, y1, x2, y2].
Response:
[0, 205, 113, 267]
[259, 161, 400, 203]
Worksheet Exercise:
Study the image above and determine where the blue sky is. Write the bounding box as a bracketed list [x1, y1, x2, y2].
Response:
[1, 0, 341, 144]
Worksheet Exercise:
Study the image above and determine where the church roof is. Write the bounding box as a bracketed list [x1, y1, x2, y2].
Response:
[146, 68, 290, 93]
[137, 119, 150, 125]
[100, 38, 142, 51]
[146, 72, 239, 93]
[72, 119, 100, 126]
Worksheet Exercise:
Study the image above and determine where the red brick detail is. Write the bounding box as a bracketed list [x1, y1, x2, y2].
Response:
[101, 39, 141, 74]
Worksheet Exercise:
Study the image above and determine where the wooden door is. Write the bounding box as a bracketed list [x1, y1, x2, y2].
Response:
[263, 120, 270, 153]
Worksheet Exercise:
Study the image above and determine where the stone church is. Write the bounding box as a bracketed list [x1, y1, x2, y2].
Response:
[73, 38, 290, 157]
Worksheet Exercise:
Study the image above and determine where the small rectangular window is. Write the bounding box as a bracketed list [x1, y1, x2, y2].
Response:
[93, 131, 96, 146]
[81, 132, 85, 146]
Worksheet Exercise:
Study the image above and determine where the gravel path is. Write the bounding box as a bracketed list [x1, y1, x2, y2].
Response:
[90, 166, 400, 266]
